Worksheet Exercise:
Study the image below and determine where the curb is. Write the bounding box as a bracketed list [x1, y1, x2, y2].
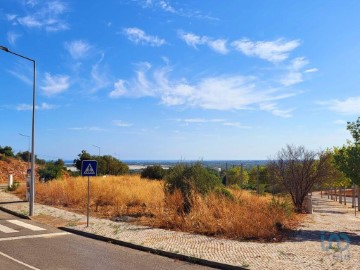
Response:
[59, 227, 246, 270]
[0, 206, 30, 220]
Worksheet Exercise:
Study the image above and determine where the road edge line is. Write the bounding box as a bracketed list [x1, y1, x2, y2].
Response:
[0, 206, 30, 220]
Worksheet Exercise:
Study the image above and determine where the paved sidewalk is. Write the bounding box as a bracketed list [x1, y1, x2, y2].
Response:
[0, 191, 359, 269]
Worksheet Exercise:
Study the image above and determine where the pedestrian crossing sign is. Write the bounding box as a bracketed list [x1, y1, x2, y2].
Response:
[81, 160, 97, 176]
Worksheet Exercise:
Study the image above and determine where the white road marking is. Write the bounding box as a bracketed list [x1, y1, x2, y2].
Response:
[0, 251, 40, 270]
[7, 220, 46, 231]
[0, 224, 18, 233]
[0, 232, 70, 241]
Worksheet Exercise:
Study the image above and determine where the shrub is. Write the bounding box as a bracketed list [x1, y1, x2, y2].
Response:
[165, 162, 221, 212]
[214, 186, 234, 200]
[6, 181, 20, 192]
[38, 162, 64, 181]
[141, 165, 166, 180]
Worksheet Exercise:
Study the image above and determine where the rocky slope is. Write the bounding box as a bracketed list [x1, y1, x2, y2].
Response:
[0, 156, 31, 183]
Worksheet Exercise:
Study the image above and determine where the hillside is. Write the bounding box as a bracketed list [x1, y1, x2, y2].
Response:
[0, 156, 31, 184]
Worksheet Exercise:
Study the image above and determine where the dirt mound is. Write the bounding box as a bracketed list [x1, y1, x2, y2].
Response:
[0, 156, 32, 183]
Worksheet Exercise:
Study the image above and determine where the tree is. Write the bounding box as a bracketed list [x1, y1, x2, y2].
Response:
[227, 166, 249, 186]
[333, 117, 360, 185]
[141, 165, 166, 180]
[74, 151, 129, 175]
[74, 150, 92, 170]
[0, 146, 14, 157]
[321, 149, 351, 188]
[269, 145, 332, 212]
[38, 161, 64, 181]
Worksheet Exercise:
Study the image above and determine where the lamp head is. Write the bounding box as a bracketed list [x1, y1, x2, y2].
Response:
[0, 46, 9, 52]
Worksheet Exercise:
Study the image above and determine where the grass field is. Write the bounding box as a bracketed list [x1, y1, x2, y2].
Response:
[14, 175, 296, 240]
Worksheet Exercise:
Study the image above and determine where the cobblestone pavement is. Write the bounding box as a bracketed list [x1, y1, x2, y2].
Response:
[0, 191, 359, 269]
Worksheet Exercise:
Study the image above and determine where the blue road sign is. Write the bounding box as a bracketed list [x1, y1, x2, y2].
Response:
[81, 160, 97, 176]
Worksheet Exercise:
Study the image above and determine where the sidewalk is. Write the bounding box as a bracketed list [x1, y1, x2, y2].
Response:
[0, 191, 359, 270]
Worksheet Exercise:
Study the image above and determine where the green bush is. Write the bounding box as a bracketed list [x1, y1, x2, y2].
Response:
[38, 162, 64, 181]
[141, 165, 166, 180]
[165, 162, 221, 213]
[214, 186, 234, 200]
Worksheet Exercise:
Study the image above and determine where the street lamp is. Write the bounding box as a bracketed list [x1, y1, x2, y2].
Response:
[93, 145, 101, 156]
[19, 133, 30, 169]
[1, 45, 36, 216]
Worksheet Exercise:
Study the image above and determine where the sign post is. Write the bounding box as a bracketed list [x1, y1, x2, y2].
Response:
[81, 160, 97, 227]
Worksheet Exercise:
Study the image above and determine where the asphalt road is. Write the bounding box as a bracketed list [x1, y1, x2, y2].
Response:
[0, 210, 214, 270]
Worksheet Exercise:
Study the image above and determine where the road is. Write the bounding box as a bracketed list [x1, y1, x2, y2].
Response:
[0, 210, 213, 270]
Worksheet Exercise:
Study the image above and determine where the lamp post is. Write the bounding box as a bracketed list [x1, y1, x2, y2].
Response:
[1, 45, 36, 216]
[93, 145, 101, 156]
[19, 133, 30, 169]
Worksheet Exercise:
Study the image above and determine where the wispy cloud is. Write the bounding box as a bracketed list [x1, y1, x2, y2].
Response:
[7, 69, 32, 85]
[123, 27, 166, 47]
[135, 0, 218, 20]
[279, 57, 309, 86]
[16, 102, 57, 111]
[223, 122, 251, 128]
[231, 38, 300, 62]
[179, 32, 228, 54]
[177, 118, 225, 123]
[41, 73, 70, 96]
[7, 32, 22, 45]
[65, 40, 91, 59]
[259, 103, 294, 118]
[113, 120, 133, 127]
[318, 97, 360, 115]
[67, 126, 104, 131]
[6, 0, 70, 32]
[109, 63, 296, 116]
[305, 68, 319, 73]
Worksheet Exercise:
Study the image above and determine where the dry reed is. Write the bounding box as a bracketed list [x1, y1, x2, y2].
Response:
[14, 175, 294, 240]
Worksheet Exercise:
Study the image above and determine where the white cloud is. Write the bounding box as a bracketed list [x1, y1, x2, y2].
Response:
[7, 70, 32, 85]
[7, 1, 69, 32]
[123, 27, 166, 47]
[110, 80, 127, 98]
[65, 40, 91, 59]
[7, 32, 22, 45]
[259, 103, 294, 118]
[279, 72, 303, 87]
[136, 0, 218, 20]
[279, 57, 309, 86]
[41, 73, 70, 95]
[113, 120, 133, 127]
[177, 118, 225, 123]
[305, 68, 319, 73]
[109, 63, 296, 116]
[68, 126, 104, 131]
[231, 38, 300, 62]
[16, 102, 57, 111]
[179, 32, 228, 54]
[318, 97, 360, 114]
[223, 122, 251, 128]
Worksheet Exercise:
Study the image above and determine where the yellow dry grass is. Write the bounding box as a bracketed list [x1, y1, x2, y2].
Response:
[14, 175, 295, 240]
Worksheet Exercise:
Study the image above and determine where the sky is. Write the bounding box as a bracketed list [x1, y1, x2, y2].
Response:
[1, 0, 360, 161]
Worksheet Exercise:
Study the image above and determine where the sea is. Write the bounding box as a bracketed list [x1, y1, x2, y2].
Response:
[65, 160, 268, 171]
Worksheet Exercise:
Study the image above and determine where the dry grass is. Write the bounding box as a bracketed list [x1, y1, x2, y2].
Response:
[14, 175, 296, 240]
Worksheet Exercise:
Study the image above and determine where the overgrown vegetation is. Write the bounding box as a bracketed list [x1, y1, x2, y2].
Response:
[74, 150, 129, 175]
[140, 165, 166, 180]
[13, 174, 294, 240]
[38, 159, 65, 182]
[165, 163, 221, 213]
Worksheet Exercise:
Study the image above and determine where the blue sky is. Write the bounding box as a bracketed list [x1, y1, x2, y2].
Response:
[1, 0, 360, 161]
